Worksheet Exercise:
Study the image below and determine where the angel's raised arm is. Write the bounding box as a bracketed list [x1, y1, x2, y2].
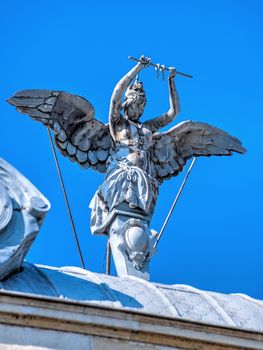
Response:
[144, 68, 180, 133]
[109, 56, 150, 140]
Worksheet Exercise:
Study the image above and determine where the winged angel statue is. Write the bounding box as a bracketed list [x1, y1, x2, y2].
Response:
[8, 56, 246, 279]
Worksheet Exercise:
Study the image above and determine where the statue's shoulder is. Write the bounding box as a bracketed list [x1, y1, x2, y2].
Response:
[115, 116, 127, 129]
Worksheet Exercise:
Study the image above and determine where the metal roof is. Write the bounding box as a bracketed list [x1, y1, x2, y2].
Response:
[1, 262, 263, 332]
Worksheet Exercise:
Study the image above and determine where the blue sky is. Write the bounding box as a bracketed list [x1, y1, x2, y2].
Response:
[1, 1, 262, 299]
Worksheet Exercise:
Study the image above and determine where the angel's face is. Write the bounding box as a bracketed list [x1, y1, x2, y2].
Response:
[126, 99, 146, 121]
[124, 82, 146, 120]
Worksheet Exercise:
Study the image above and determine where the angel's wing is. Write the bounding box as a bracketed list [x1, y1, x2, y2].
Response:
[150, 120, 246, 182]
[8, 90, 112, 173]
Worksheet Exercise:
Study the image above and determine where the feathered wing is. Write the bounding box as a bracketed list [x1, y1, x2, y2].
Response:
[8, 90, 113, 173]
[150, 120, 246, 182]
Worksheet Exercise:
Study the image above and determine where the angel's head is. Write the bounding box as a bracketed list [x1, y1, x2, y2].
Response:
[122, 81, 146, 120]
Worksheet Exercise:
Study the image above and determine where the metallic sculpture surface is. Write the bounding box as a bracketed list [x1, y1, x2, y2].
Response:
[0, 158, 50, 280]
[8, 56, 246, 280]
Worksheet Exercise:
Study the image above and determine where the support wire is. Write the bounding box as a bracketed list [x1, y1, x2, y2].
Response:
[47, 129, 86, 269]
[106, 239, 111, 275]
[154, 157, 197, 249]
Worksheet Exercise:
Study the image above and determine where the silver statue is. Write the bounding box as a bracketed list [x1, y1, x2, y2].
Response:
[8, 56, 246, 280]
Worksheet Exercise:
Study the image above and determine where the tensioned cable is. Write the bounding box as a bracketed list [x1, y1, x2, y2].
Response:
[154, 157, 197, 249]
[47, 129, 86, 269]
[106, 239, 111, 275]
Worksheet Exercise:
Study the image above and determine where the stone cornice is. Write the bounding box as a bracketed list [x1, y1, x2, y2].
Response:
[0, 291, 262, 349]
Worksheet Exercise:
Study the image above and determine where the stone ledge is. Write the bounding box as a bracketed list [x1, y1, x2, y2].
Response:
[0, 291, 263, 350]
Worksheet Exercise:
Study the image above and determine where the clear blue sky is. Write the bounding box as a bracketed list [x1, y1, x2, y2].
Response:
[1, 1, 262, 299]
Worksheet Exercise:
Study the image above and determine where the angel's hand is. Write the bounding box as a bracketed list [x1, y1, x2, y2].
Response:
[139, 55, 151, 68]
[168, 67, 177, 79]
